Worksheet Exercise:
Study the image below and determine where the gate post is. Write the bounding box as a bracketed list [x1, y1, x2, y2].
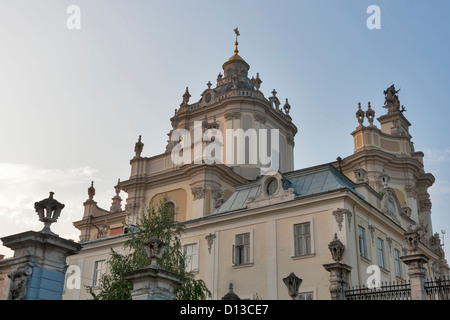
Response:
[401, 227, 429, 300]
[322, 234, 352, 300]
[0, 192, 82, 300]
[123, 239, 184, 300]
[401, 254, 429, 300]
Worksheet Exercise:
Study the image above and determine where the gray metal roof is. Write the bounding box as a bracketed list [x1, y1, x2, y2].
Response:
[213, 163, 361, 214]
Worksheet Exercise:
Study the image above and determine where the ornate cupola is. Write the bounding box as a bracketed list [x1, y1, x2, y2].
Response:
[215, 28, 255, 95]
[164, 28, 297, 181]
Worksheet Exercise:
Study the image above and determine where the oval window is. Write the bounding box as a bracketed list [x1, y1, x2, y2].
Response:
[266, 178, 278, 196]
[205, 93, 211, 103]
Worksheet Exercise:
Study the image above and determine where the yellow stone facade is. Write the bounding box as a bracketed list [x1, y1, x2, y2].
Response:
[63, 37, 448, 300]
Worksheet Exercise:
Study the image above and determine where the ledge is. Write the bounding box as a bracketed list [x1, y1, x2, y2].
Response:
[379, 266, 390, 275]
[291, 253, 315, 261]
[232, 262, 253, 269]
[360, 255, 372, 264]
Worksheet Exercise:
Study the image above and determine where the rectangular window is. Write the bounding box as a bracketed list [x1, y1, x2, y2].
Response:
[294, 223, 311, 256]
[377, 238, 385, 269]
[233, 233, 251, 265]
[358, 226, 368, 258]
[394, 249, 402, 278]
[297, 292, 314, 300]
[92, 259, 106, 287]
[184, 243, 199, 272]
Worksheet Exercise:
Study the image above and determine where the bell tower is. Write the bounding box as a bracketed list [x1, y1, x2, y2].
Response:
[339, 85, 435, 242]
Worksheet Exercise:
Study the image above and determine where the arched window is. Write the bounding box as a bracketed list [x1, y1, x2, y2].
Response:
[164, 200, 177, 221]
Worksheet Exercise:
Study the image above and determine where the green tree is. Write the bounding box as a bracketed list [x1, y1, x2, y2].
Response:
[87, 196, 211, 300]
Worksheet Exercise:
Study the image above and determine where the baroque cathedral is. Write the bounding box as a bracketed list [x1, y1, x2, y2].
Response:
[63, 30, 449, 300]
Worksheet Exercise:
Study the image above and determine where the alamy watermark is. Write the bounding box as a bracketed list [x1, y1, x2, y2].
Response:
[170, 121, 280, 176]
[367, 5, 381, 30]
[366, 265, 381, 289]
[66, 265, 81, 290]
[66, 5, 81, 30]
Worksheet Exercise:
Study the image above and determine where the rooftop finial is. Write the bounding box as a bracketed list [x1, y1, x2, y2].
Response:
[134, 135, 144, 158]
[233, 27, 240, 55]
[88, 181, 95, 200]
[34, 192, 65, 235]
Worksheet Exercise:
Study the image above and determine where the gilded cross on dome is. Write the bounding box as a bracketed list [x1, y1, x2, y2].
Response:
[233, 28, 240, 55]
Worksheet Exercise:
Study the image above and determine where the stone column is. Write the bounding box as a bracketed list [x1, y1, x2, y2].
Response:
[401, 254, 429, 300]
[323, 262, 352, 300]
[2, 231, 82, 300]
[401, 227, 429, 300]
[0, 192, 82, 300]
[322, 234, 352, 300]
[123, 239, 184, 300]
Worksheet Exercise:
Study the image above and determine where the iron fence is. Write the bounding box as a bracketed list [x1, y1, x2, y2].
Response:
[424, 276, 450, 300]
[345, 281, 411, 300]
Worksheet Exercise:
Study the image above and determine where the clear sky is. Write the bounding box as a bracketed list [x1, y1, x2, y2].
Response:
[1, 0, 450, 260]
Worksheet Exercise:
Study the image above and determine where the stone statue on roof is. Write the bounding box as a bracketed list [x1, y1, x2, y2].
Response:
[383, 84, 406, 114]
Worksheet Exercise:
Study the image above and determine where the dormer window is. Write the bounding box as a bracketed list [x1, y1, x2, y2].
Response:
[266, 177, 278, 196]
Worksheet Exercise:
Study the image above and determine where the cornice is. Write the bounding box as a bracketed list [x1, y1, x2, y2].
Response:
[120, 163, 248, 193]
[178, 95, 298, 135]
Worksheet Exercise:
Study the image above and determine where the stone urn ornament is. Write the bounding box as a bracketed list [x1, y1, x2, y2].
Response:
[143, 238, 167, 268]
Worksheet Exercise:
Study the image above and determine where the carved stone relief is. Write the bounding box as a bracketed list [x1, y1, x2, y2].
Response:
[8, 264, 33, 300]
[332, 209, 352, 231]
[246, 172, 295, 209]
[205, 233, 216, 254]
[191, 186, 206, 200]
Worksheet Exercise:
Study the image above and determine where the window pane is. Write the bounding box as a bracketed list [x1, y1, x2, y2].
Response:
[236, 234, 243, 245]
[298, 292, 314, 300]
[377, 239, 385, 268]
[358, 226, 367, 257]
[93, 260, 106, 287]
[294, 225, 301, 236]
[305, 235, 311, 254]
[234, 233, 251, 265]
[184, 243, 198, 272]
[303, 223, 310, 235]
[394, 249, 401, 277]
[294, 223, 311, 256]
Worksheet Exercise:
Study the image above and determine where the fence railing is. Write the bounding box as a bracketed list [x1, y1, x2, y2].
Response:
[345, 281, 411, 300]
[424, 276, 450, 300]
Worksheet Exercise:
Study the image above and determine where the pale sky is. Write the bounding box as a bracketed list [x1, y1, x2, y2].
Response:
[1, 0, 450, 260]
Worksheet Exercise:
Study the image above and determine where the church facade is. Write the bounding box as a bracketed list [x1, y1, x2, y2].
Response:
[63, 31, 449, 300]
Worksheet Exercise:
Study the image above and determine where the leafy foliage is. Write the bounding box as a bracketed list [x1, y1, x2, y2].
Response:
[87, 196, 210, 300]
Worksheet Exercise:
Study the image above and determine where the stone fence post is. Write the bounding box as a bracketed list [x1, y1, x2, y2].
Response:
[322, 234, 352, 300]
[123, 238, 184, 300]
[401, 227, 429, 300]
[0, 192, 82, 300]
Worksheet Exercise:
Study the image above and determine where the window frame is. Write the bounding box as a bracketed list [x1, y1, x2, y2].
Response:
[377, 238, 386, 269]
[232, 231, 253, 267]
[183, 241, 199, 273]
[297, 292, 314, 300]
[358, 225, 368, 259]
[394, 248, 402, 278]
[293, 222, 312, 257]
[92, 259, 106, 287]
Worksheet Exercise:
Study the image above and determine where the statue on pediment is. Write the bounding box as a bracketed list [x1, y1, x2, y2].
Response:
[383, 84, 406, 114]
